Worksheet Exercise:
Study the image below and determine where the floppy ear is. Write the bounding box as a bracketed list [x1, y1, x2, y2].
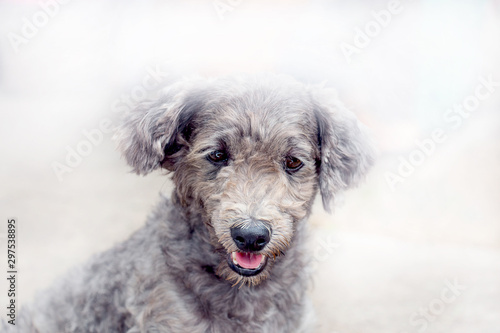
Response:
[311, 86, 375, 212]
[114, 80, 204, 175]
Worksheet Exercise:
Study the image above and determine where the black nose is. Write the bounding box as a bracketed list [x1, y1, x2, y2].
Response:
[231, 222, 271, 252]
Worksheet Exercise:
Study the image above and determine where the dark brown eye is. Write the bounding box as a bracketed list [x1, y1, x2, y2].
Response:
[207, 150, 228, 164]
[285, 156, 303, 172]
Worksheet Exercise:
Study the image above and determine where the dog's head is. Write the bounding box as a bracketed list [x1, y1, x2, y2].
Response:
[115, 74, 374, 286]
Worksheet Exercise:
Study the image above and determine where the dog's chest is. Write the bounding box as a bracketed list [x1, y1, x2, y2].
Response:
[166, 295, 308, 333]
[137, 277, 311, 333]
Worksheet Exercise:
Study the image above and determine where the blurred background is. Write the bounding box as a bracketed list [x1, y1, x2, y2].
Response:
[0, 0, 499, 332]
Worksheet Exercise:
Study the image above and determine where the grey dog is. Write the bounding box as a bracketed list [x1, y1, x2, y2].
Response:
[5, 74, 374, 332]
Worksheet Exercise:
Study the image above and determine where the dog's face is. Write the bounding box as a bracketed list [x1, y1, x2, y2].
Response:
[171, 87, 321, 285]
[115, 74, 374, 286]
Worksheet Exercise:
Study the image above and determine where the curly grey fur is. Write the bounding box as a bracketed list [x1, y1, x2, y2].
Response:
[3, 74, 374, 333]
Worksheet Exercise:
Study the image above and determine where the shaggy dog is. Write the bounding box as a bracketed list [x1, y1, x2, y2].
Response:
[4, 74, 374, 332]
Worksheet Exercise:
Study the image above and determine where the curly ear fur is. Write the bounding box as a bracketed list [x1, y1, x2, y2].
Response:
[310, 86, 375, 212]
[114, 80, 205, 175]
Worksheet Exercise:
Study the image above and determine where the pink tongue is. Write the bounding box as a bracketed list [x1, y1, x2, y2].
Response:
[235, 252, 263, 269]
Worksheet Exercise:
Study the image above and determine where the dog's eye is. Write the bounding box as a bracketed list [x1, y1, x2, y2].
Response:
[284, 156, 303, 172]
[207, 150, 228, 164]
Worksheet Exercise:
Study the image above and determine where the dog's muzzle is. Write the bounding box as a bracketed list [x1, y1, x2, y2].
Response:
[227, 221, 271, 276]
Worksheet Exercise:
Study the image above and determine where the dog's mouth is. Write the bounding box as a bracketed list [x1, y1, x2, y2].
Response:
[227, 251, 268, 276]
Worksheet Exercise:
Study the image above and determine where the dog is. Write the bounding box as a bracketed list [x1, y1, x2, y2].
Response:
[5, 74, 374, 332]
